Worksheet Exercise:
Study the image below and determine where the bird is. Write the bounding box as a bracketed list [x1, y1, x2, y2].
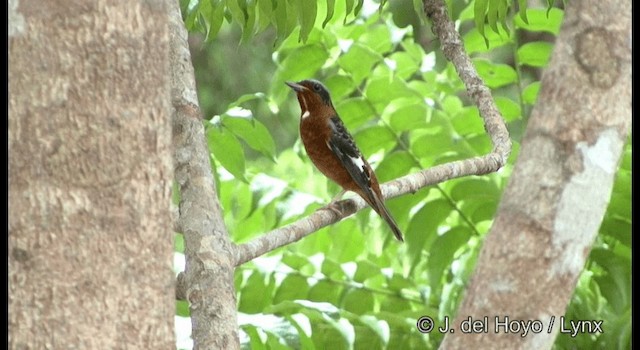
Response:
[285, 79, 404, 242]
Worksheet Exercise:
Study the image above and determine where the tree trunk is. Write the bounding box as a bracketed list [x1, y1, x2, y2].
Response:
[168, 0, 241, 347]
[9, 1, 174, 348]
[440, 0, 631, 349]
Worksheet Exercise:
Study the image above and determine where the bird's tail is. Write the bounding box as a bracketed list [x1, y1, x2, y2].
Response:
[369, 193, 404, 242]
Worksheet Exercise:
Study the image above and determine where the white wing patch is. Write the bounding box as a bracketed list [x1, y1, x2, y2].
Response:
[302, 110, 310, 119]
[349, 155, 366, 172]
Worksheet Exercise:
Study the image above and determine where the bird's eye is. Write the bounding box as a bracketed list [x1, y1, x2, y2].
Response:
[313, 83, 322, 92]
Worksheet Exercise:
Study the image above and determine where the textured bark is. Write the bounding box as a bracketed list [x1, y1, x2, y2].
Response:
[168, 0, 240, 348]
[9, 0, 174, 348]
[439, 0, 631, 349]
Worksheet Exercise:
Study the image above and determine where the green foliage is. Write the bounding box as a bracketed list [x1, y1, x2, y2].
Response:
[181, 0, 367, 44]
[472, 0, 559, 46]
[178, 1, 630, 349]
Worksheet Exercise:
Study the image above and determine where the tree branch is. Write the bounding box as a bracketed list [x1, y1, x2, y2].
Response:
[168, 0, 239, 348]
[424, 0, 511, 162]
[233, 0, 511, 266]
[436, 0, 631, 348]
[234, 152, 506, 265]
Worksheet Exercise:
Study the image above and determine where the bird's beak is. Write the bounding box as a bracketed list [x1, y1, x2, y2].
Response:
[285, 81, 306, 92]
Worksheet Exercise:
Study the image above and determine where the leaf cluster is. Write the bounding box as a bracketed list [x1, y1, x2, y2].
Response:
[176, 1, 630, 349]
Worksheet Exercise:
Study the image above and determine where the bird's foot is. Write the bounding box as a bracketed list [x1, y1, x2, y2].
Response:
[319, 190, 348, 217]
[320, 200, 344, 217]
[330, 189, 347, 203]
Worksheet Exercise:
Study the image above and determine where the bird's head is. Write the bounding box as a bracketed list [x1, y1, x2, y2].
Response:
[285, 79, 335, 118]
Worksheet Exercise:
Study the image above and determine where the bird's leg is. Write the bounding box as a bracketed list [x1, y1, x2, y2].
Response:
[330, 189, 347, 203]
[320, 190, 347, 216]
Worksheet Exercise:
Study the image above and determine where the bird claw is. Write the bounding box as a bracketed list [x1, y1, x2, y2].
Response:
[319, 190, 349, 217]
[330, 189, 347, 203]
[320, 201, 344, 217]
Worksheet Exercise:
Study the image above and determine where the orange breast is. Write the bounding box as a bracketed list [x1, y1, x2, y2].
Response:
[300, 116, 360, 193]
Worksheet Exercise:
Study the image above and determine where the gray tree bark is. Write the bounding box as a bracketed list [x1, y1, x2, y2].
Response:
[440, 0, 631, 349]
[9, 1, 174, 348]
[168, 0, 240, 348]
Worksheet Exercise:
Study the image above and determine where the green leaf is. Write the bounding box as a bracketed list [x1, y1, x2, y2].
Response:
[286, 315, 316, 349]
[401, 39, 426, 63]
[497, 0, 510, 34]
[281, 253, 310, 270]
[522, 81, 541, 105]
[239, 270, 274, 313]
[280, 44, 329, 81]
[298, 0, 317, 42]
[345, 0, 355, 22]
[207, 126, 247, 181]
[428, 227, 472, 292]
[381, 97, 428, 132]
[358, 315, 390, 346]
[590, 248, 630, 313]
[463, 28, 512, 53]
[226, 92, 265, 109]
[387, 51, 420, 80]
[353, 260, 381, 282]
[465, 134, 492, 156]
[405, 199, 452, 273]
[517, 41, 553, 67]
[226, 0, 246, 30]
[223, 116, 277, 160]
[274, 275, 310, 303]
[607, 192, 631, 221]
[175, 233, 185, 253]
[338, 43, 383, 84]
[441, 95, 463, 116]
[465, 198, 498, 223]
[308, 280, 342, 305]
[450, 107, 484, 135]
[386, 272, 414, 291]
[323, 0, 335, 27]
[342, 289, 374, 314]
[256, 0, 273, 31]
[353, 126, 396, 156]
[354, 0, 364, 17]
[324, 75, 355, 101]
[360, 25, 392, 54]
[612, 169, 631, 200]
[220, 179, 253, 222]
[321, 257, 344, 279]
[240, 0, 257, 44]
[274, 0, 297, 44]
[410, 128, 453, 163]
[208, 0, 226, 40]
[364, 77, 416, 109]
[494, 96, 521, 121]
[172, 180, 181, 205]
[515, 8, 564, 35]
[518, 0, 529, 24]
[600, 217, 630, 246]
[176, 300, 190, 317]
[449, 178, 500, 202]
[473, 0, 489, 42]
[473, 59, 518, 88]
[376, 151, 415, 183]
[335, 97, 376, 130]
[233, 203, 278, 241]
[486, 0, 501, 35]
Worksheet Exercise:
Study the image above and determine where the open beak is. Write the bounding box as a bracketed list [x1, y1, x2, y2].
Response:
[285, 81, 306, 92]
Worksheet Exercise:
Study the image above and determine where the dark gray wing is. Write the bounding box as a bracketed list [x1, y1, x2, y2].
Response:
[326, 116, 376, 203]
